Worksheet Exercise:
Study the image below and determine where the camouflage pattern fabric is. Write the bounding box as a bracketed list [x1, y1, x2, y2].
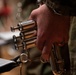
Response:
[69, 17, 76, 75]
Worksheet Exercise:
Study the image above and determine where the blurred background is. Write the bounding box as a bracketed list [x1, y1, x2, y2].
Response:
[0, 0, 76, 75]
[0, 0, 51, 75]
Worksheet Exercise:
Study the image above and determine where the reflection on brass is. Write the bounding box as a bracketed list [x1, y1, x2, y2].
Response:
[11, 20, 70, 75]
[20, 30, 36, 39]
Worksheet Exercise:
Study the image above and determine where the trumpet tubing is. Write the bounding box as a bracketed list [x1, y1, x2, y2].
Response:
[11, 20, 70, 75]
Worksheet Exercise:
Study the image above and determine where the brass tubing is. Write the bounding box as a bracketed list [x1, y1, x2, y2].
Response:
[21, 26, 37, 33]
[20, 30, 36, 39]
[18, 20, 35, 27]
[17, 20, 35, 30]
[26, 39, 36, 49]
[24, 37, 36, 42]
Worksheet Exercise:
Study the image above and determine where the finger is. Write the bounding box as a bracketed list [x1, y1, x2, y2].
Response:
[41, 41, 52, 62]
[36, 34, 46, 51]
[36, 19, 47, 51]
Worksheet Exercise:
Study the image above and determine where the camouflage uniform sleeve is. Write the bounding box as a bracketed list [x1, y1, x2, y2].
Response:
[45, 0, 76, 16]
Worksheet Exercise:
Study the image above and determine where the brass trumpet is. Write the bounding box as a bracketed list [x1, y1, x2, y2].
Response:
[11, 20, 71, 75]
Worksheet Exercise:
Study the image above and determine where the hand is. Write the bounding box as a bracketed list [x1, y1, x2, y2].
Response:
[29, 4, 70, 61]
